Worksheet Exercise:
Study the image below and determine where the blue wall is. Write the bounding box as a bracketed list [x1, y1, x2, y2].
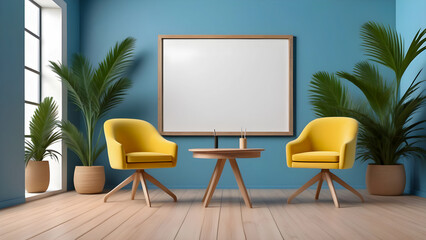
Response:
[396, 0, 426, 198]
[78, 0, 398, 190]
[65, 0, 81, 65]
[0, 0, 25, 209]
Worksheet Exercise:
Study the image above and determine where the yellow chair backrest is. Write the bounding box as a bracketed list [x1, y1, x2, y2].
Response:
[106, 119, 161, 153]
[306, 117, 358, 152]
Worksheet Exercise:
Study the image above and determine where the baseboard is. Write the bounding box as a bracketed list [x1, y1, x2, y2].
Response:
[0, 196, 25, 209]
[414, 189, 426, 198]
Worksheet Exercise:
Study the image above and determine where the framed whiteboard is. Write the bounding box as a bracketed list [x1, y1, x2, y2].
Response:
[158, 35, 293, 136]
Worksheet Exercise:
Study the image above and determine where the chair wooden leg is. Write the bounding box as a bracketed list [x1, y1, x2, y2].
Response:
[329, 171, 364, 202]
[143, 171, 177, 202]
[131, 171, 140, 200]
[104, 173, 136, 202]
[204, 159, 226, 207]
[229, 158, 252, 208]
[315, 171, 324, 200]
[324, 170, 340, 208]
[139, 170, 151, 207]
[287, 172, 322, 204]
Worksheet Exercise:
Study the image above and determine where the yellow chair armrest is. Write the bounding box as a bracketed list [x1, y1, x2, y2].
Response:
[150, 135, 178, 167]
[105, 137, 126, 169]
[339, 138, 357, 169]
[286, 136, 311, 168]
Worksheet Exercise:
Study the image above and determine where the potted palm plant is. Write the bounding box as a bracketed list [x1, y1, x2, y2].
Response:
[50, 37, 135, 194]
[309, 22, 426, 195]
[25, 97, 61, 193]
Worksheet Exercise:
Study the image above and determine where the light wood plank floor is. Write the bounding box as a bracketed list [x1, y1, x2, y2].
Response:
[0, 189, 425, 240]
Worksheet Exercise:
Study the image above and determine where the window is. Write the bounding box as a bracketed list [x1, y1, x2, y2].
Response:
[24, 0, 41, 137]
[24, 0, 67, 199]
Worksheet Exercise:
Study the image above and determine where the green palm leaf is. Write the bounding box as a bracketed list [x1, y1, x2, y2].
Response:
[50, 62, 86, 114]
[25, 97, 61, 165]
[337, 61, 394, 121]
[361, 22, 405, 81]
[60, 120, 88, 166]
[309, 71, 353, 117]
[98, 77, 132, 118]
[92, 37, 135, 98]
[361, 21, 426, 85]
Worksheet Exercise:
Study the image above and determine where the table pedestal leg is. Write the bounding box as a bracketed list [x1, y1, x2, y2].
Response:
[202, 159, 223, 202]
[203, 158, 253, 208]
[203, 159, 226, 207]
[229, 158, 252, 208]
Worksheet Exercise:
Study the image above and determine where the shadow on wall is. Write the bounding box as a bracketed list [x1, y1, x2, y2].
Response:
[128, 51, 147, 77]
[293, 37, 297, 133]
[113, 51, 151, 119]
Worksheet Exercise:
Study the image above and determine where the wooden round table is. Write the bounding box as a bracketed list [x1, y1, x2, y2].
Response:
[188, 148, 264, 208]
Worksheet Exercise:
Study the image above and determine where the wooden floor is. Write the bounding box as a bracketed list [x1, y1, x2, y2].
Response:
[0, 189, 425, 240]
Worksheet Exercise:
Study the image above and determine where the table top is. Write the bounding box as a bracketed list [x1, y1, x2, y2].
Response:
[189, 148, 264, 159]
[189, 148, 264, 153]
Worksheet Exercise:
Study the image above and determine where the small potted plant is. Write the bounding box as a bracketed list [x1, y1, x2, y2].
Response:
[309, 22, 426, 195]
[25, 97, 61, 193]
[50, 37, 135, 194]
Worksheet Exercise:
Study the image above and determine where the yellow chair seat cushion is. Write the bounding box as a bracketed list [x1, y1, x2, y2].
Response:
[126, 152, 173, 163]
[292, 151, 339, 163]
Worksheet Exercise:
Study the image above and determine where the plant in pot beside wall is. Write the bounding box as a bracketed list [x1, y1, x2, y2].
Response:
[309, 22, 426, 196]
[50, 37, 135, 194]
[25, 97, 61, 193]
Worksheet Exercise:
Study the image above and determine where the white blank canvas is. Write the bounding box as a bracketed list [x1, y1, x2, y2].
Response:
[160, 37, 293, 135]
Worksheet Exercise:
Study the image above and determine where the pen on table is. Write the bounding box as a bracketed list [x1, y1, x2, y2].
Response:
[214, 129, 218, 148]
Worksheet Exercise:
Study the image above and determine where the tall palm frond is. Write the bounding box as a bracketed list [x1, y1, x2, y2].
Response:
[309, 71, 353, 117]
[351, 112, 386, 163]
[93, 37, 135, 94]
[60, 120, 88, 166]
[392, 77, 426, 161]
[361, 22, 405, 81]
[337, 61, 394, 121]
[361, 21, 426, 86]
[25, 97, 61, 165]
[50, 37, 135, 166]
[98, 77, 132, 118]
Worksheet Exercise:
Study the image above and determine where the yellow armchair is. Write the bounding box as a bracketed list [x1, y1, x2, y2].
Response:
[103, 119, 177, 206]
[286, 117, 364, 207]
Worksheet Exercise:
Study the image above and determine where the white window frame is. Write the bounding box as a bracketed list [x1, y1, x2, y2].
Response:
[25, 0, 67, 201]
[24, 0, 42, 107]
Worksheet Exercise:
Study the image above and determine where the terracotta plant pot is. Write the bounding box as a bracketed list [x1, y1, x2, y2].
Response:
[366, 164, 406, 196]
[74, 166, 105, 194]
[25, 161, 50, 193]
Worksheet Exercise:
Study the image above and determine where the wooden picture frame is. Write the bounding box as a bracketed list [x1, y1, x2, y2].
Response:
[158, 35, 294, 136]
